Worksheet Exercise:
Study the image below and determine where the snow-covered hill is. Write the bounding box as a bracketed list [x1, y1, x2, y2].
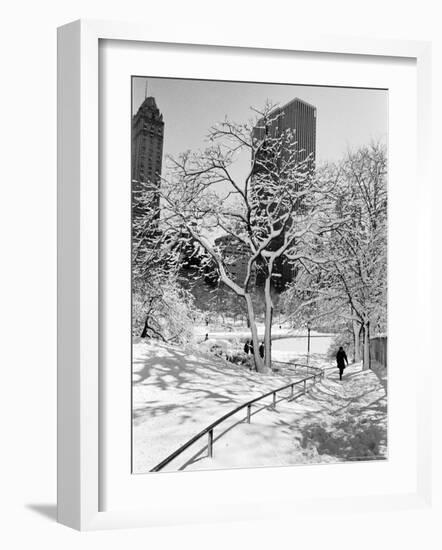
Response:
[132, 340, 387, 473]
[132, 340, 310, 472]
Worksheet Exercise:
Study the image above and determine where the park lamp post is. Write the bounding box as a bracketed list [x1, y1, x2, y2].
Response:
[306, 321, 311, 364]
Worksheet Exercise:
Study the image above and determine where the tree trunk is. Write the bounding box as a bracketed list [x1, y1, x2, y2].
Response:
[141, 317, 149, 338]
[140, 316, 166, 342]
[362, 321, 370, 370]
[244, 293, 267, 373]
[352, 321, 361, 363]
[263, 275, 273, 371]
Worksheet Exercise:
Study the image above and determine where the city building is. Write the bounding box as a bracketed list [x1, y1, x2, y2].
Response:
[132, 95, 164, 220]
[252, 97, 316, 168]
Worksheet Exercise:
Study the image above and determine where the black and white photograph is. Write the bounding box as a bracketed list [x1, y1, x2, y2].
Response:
[3, 0, 439, 543]
[131, 76, 388, 474]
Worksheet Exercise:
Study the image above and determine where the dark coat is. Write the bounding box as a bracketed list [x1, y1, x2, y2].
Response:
[336, 349, 348, 369]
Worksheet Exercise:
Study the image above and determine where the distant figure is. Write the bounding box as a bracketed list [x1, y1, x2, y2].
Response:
[336, 346, 349, 380]
[204, 333, 209, 341]
[259, 341, 265, 359]
[243, 339, 251, 355]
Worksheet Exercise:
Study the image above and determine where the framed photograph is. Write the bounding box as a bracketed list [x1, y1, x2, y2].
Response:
[57, 19, 432, 530]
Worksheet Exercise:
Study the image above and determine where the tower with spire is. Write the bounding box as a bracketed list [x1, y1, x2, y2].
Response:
[132, 93, 164, 187]
[132, 89, 165, 221]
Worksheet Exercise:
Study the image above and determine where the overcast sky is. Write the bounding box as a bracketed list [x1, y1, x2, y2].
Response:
[132, 76, 388, 182]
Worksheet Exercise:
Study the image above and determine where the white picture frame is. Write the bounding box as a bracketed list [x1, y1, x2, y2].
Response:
[57, 19, 432, 531]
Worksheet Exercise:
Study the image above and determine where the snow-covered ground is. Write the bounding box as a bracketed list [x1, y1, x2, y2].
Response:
[194, 325, 334, 366]
[132, 339, 387, 473]
[132, 340, 314, 473]
[186, 364, 387, 471]
[195, 322, 334, 343]
[272, 335, 332, 361]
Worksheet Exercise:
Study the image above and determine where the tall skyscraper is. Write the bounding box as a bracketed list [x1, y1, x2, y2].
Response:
[132, 95, 164, 220]
[252, 97, 317, 291]
[252, 97, 316, 168]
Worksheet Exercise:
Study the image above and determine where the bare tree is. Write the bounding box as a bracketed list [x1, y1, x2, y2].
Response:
[132, 184, 198, 344]
[332, 144, 387, 369]
[282, 144, 387, 369]
[138, 105, 342, 372]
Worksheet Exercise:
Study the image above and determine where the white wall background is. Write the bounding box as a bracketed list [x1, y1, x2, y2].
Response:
[0, 0, 440, 548]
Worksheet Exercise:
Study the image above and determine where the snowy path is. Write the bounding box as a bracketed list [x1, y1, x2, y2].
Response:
[185, 364, 387, 471]
[132, 341, 387, 473]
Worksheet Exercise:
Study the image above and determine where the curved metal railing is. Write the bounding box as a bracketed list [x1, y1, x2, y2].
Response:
[150, 362, 324, 472]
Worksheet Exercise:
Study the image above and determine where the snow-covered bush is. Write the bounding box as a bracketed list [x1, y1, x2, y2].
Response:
[133, 277, 197, 345]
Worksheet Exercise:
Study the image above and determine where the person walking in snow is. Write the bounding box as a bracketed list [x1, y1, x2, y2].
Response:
[259, 341, 265, 359]
[243, 339, 251, 355]
[336, 346, 349, 380]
